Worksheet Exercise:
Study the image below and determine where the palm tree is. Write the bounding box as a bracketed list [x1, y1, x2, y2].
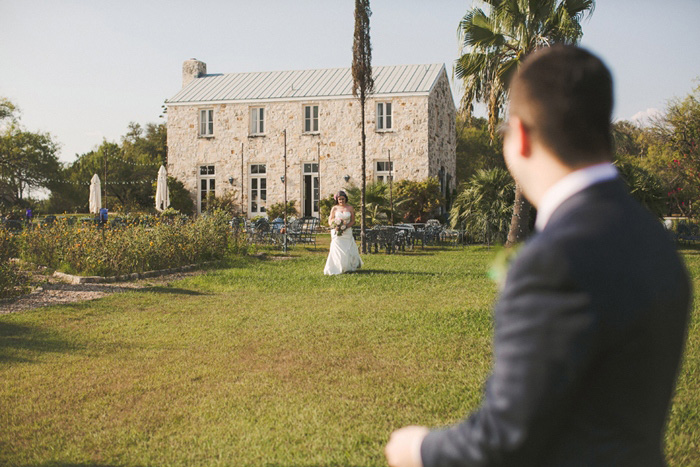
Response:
[352, 0, 374, 253]
[346, 181, 391, 227]
[456, 0, 595, 245]
[450, 168, 515, 245]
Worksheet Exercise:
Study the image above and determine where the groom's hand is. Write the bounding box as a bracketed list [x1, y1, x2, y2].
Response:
[385, 425, 429, 467]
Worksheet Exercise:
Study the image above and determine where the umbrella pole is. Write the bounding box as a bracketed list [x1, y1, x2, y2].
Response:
[103, 152, 107, 211]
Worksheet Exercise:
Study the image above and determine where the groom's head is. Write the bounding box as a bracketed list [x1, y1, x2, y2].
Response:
[507, 45, 614, 168]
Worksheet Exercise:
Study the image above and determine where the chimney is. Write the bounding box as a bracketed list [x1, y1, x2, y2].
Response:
[182, 58, 207, 88]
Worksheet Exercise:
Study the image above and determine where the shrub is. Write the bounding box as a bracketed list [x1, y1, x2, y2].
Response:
[168, 176, 195, 216]
[266, 200, 298, 220]
[319, 195, 335, 226]
[206, 189, 241, 216]
[345, 182, 393, 227]
[616, 159, 667, 218]
[0, 229, 29, 299]
[394, 177, 444, 223]
[19, 210, 232, 276]
[450, 168, 515, 245]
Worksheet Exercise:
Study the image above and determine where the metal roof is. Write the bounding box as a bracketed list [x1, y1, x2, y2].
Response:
[167, 63, 446, 105]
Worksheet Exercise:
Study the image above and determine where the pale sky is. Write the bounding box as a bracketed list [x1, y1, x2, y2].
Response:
[1, 0, 699, 164]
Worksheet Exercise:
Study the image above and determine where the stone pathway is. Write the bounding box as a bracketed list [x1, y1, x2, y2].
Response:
[0, 269, 206, 314]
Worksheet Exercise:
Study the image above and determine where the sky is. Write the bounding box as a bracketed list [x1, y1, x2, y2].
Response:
[1, 0, 699, 164]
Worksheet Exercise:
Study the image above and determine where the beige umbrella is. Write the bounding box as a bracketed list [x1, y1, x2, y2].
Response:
[155, 165, 170, 212]
[89, 174, 101, 214]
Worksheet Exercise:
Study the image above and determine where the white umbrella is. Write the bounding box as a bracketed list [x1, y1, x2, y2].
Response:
[89, 174, 101, 214]
[155, 165, 170, 212]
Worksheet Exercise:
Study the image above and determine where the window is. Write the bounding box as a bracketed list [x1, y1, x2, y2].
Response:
[199, 165, 215, 212]
[250, 107, 265, 135]
[376, 102, 393, 131]
[303, 105, 319, 133]
[249, 164, 267, 214]
[375, 160, 393, 183]
[200, 109, 214, 136]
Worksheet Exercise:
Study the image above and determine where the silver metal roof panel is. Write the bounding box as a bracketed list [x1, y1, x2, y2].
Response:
[167, 63, 446, 104]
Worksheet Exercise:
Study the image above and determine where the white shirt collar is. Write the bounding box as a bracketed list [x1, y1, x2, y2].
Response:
[535, 162, 618, 231]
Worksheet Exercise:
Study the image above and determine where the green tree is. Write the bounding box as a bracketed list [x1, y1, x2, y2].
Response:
[352, 0, 374, 253]
[457, 0, 596, 245]
[0, 98, 17, 123]
[450, 167, 515, 245]
[632, 85, 700, 216]
[0, 127, 61, 208]
[456, 116, 505, 183]
[612, 120, 645, 159]
[615, 158, 667, 218]
[394, 178, 444, 223]
[52, 122, 166, 213]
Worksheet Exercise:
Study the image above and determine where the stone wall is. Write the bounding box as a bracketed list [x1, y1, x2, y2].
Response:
[428, 69, 457, 190]
[167, 81, 455, 216]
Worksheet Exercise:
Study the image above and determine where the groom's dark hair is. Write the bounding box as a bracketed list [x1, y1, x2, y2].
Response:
[508, 45, 614, 167]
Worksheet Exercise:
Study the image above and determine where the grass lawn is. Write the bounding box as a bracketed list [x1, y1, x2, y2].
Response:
[1, 237, 698, 466]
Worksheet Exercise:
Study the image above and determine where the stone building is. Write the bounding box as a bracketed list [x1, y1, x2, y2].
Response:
[165, 59, 456, 218]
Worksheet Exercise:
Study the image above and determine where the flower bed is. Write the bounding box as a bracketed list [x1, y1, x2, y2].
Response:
[0, 228, 30, 299]
[18, 211, 232, 277]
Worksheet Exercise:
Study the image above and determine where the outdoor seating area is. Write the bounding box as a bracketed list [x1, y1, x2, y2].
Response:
[230, 216, 320, 248]
[365, 222, 465, 254]
[225, 215, 467, 252]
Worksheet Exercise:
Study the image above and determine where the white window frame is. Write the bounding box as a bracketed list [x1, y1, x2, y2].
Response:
[303, 104, 319, 134]
[376, 101, 393, 131]
[375, 160, 393, 183]
[199, 109, 214, 137]
[249, 164, 267, 215]
[250, 107, 265, 136]
[198, 165, 216, 213]
[302, 162, 320, 217]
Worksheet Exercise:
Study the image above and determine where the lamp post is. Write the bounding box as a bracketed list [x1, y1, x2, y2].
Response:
[283, 129, 288, 253]
[240, 142, 244, 215]
[388, 149, 394, 225]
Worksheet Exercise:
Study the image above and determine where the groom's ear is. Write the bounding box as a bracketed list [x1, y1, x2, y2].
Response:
[511, 117, 532, 159]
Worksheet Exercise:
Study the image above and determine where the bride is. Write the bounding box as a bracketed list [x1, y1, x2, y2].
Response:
[324, 190, 363, 275]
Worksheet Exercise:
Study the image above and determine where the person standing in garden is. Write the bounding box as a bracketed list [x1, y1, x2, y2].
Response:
[324, 190, 363, 275]
[385, 45, 691, 467]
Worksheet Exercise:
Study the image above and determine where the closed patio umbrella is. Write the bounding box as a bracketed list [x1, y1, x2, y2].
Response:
[155, 165, 170, 212]
[89, 174, 101, 214]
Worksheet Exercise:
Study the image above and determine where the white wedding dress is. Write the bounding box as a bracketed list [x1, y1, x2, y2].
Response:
[324, 211, 363, 275]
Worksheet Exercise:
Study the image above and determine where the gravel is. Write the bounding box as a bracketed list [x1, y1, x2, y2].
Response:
[0, 270, 206, 314]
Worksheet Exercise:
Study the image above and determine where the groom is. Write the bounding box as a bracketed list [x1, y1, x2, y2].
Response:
[385, 45, 691, 466]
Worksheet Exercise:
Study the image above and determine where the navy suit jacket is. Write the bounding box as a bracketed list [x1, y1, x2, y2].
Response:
[421, 179, 691, 466]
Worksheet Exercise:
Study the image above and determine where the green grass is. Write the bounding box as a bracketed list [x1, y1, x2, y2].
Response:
[0, 239, 698, 466]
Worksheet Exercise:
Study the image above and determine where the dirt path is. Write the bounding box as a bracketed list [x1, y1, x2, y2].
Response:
[0, 269, 207, 314]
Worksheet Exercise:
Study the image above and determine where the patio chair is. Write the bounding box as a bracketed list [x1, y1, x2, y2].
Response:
[249, 217, 273, 244]
[368, 226, 399, 254]
[287, 217, 319, 248]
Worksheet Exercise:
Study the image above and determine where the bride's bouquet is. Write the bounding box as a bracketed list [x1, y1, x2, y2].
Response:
[331, 219, 346, 234]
